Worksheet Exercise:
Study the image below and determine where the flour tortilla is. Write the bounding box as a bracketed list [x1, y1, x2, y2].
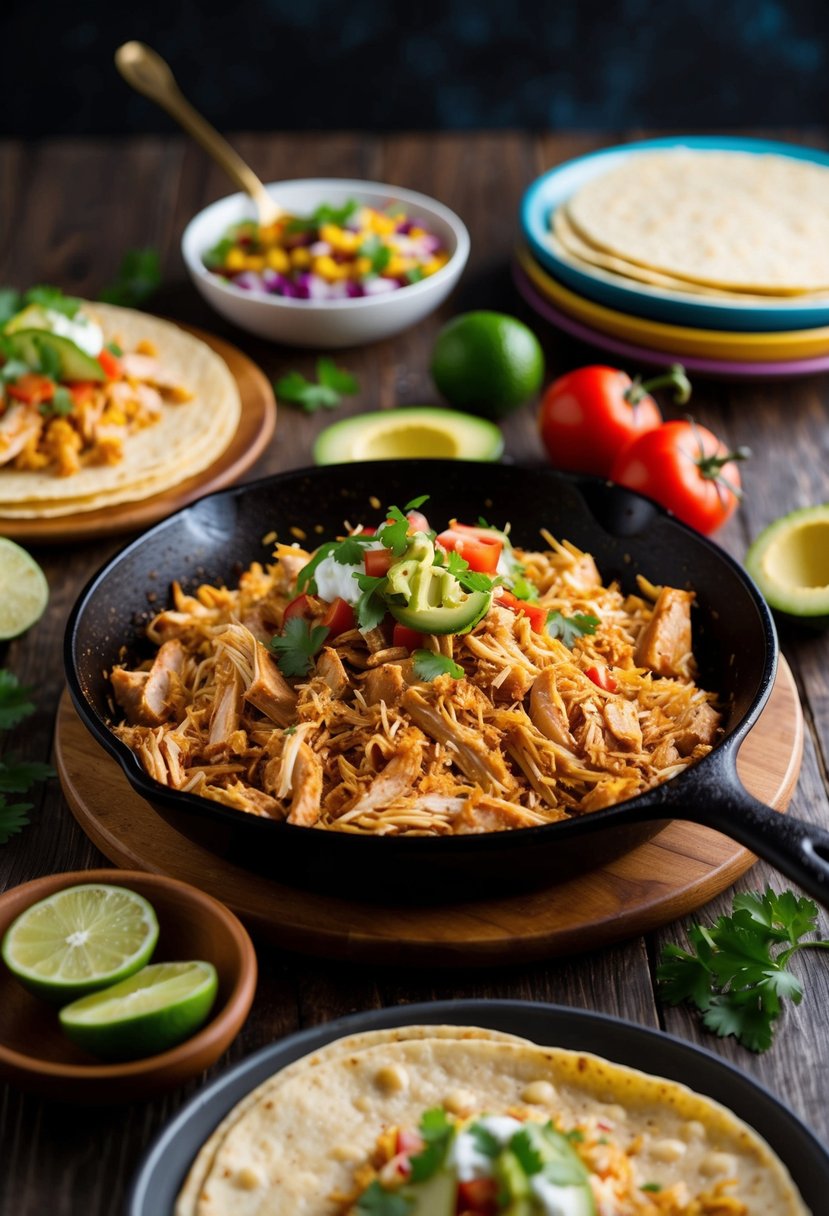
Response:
[0, 303, 241, 517]
[565, 149, 829, 294]
[176, 1025, 530, 1216]
[192, 1032, 809, 1216]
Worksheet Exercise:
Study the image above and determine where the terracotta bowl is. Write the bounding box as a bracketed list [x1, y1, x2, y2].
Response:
[0, 869, 257, 1103]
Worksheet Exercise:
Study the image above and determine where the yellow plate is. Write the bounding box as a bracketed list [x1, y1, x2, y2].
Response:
[517, 245, 829, 362]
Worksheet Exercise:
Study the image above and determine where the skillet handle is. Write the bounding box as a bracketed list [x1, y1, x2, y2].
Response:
[661, 750, 829, 908]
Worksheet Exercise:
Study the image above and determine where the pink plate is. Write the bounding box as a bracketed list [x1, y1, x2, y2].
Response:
[512, 262, 829, 380]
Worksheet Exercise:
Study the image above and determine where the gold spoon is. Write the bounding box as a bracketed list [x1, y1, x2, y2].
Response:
[115, 41, 281, 226]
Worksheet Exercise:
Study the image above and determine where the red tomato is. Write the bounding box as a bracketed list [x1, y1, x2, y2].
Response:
[364, 548, 394, 578]
[437, 526, 502, 573]
[498, 589, 547, 633]
[283, 593, 318, 623]
[396, 1128, 424, 1156]
[392, 623, 425, 652]
[457, 1177, 499, 1215]
[320, 597, 354, 637]
[610, 419, 748, 535]
[97, 348, 122, 379]
[7, 373, 55, 406]
[585, 664, 617, 692]
[68, 381, 97, 407]
[538, 364, 691, 476]
[406, 508, 430, 533]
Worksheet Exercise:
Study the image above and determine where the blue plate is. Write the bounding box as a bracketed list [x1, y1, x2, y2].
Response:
[127, 1000, 828, 1215]
[521, 136, 829, 332]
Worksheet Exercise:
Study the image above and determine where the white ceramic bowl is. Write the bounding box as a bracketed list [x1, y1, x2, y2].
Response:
[181, 178, 470, 348]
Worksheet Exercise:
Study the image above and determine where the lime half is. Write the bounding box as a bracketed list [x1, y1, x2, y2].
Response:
[0, 538, 49, 639]
[2, 883, 159, 1002]
[59, 960, 219, 1060]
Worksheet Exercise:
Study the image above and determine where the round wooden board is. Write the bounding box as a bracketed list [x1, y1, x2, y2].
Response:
[56, 658, 803, 967]
[0, 325, 276, 544]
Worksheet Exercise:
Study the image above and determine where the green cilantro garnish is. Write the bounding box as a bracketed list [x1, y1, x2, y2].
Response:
[268, 617, 329, 677]
[565, 1129, 585, 1143]
[510, 1127, 545, 1177]
[0, 670, 55, 844]
[469, 1122, 501, 1158]
[408, 1108, 455, 1183]
[404, 495, 429, 511]
[358, 234, 392, 275]
[354, 1180, 411, 1216]
[275, 357, 359, 414]
[106, 340, 123, 357]
[332, 534, 375, 565]
[354, 573, 387, 631]
[32, 335, 62, 381]
[641, 1182, 663, 1193]
[658, 887, 829, 1052]
[0, 288, 22, 328]
[286, 199, 360, 233]
[295, 541, 338, 595]
[404, 267, 425, 284]
[99, 249, 162, 307]
[24, 285, 82, 318]
[509, 572, 539, 602]
[546, 610, 600, 649]
[377, 506, 411, 558]
[412, 650, 464, 682]
[39, 386, 74, 417]
[204, 237, 235, 270]
[437, 548, 497, 594]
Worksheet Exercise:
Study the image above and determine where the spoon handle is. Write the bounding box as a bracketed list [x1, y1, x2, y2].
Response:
[115, 41, 280, 226]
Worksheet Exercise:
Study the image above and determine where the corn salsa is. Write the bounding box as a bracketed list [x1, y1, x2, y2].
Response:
[203, 199, 450, 301]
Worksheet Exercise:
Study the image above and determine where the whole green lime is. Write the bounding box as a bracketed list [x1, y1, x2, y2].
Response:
[430, 311, 545, 419]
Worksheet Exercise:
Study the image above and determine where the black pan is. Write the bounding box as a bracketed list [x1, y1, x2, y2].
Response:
[65, 461, 829, 905]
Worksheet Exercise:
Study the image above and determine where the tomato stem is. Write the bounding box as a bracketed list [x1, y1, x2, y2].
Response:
[624, 363, 692, 407]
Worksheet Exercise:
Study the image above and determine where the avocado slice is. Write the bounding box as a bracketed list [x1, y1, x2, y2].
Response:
[389, 589, 491, 636]
[4, 330, 106, 383]
[745, 505, 829, 624]
[399, 1168, 455, 1215]
[313, 406, 504, 465]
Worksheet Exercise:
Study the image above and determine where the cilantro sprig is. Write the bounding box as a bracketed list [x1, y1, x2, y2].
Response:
[0, 285, 82, 328]
[268, 617, 329, 677]
[546, 610, 599, 649]
[275, 357, 359, 413]
[408, 1108, 455, 1182]
[286, 199, 360, 233]
[0, 670, 54, 844]
[412, 650, 464, 682]
[658, 887, 829, 1052]
[359, 233, 392, 275]
[354, 1181, 411, 1216]
[435, 547, 498, 594]
[354, 573, 387, 631]
[98, 249, 162, 307]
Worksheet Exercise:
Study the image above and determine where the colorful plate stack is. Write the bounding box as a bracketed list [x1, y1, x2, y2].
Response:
[517, 136, 829, 380]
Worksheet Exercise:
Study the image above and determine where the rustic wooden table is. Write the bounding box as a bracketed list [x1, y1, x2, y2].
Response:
[1, 132, 828, 1215]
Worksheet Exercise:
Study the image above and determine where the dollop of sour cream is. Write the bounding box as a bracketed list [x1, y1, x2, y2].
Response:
[531, 1176, 594, 1216]
[448, 1116, 523, 1181]
[311, 540, 385, 606]
[44, 308, 104, 356]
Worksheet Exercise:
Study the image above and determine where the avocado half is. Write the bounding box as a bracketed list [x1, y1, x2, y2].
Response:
[313, 407, 503, 465]
[745, 505, 829, 623]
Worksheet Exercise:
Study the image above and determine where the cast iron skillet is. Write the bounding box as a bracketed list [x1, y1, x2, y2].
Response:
[65, 461, 829, 904]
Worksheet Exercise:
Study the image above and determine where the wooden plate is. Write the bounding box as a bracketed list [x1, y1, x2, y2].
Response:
[56, 658, 803, 967]
[0, 326, 276, 544]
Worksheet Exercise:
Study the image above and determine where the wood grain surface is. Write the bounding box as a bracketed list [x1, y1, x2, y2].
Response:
[55, 658, 802, 964]
[2, 131, 829, 1216]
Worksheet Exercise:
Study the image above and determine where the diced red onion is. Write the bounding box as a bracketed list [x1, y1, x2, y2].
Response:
[233, 271, 265, 291]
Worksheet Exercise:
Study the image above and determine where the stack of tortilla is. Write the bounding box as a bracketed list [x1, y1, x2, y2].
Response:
[551, 148, 829, 303]
[176, 1023, 809, 1215]
[0, 303, 241, 519]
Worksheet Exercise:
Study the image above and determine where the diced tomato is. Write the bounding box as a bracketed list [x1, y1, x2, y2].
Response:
[436, 527, 502, 574]
[396, 1128, 425, 1156]
[6, 373, 55, 406]
[406, 509, 430, 533]
[585, 664, 617, 692]
[393, 622, 425, 652]
[97, 348, 122, 379]
[283, 593, 318, 624]
[359, 526, 377, 536]
[320, 597, 354, 638]
[457, 1177, 499, 1215]
[498, 589, 548, 633]
[364, 548, 394, 578]
[68, 381, 97, 407]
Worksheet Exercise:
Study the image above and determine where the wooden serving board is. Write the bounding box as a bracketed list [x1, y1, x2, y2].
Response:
[56, 658, 803, 967]
[1, 326, 276, 544]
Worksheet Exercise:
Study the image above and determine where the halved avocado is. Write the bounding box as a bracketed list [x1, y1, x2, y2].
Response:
[745, 505, 829, 623]
[313, 407, 503, 465]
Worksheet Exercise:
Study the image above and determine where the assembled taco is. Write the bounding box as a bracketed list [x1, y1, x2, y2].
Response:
[186, 1032, 809, 1216]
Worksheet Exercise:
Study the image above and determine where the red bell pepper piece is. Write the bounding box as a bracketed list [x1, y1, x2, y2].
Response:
[97, 348, 122, 379]
[6, 373, 55, 406]
[320, 597, 354, 638]
[498, 589, 547, 633]
[585, 664, 617, 692]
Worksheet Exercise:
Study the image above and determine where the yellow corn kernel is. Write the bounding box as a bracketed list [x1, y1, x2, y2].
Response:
[135, 339, 158, 356]
[408, 227, 425, 239]
[368, 212, 396, 236]
[422, 253, 449, 277]
[314, 255, 347, 282]
[291, 247, 312, 269]
[226, 248, 247, 271]
[266, 247, 290, 273]
[167, 385, 194, 403]
[320, 223, 359, 254]
[245, 255, 266, 272]
[355, 256, 372, 277]
[384, 255, 413, 278]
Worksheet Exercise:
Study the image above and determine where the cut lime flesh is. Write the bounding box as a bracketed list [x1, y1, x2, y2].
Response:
[1, 883, 159, 1002]
[59, 961, 219, 1060]
[0, 538, 49, 639]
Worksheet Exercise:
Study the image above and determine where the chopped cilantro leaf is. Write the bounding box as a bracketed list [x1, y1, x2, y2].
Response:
[269, 617, 329, 677]
[469, 1123, 500, 1158]
[354, 1180, 412, 1216]
[0, 670, 55, 845]
[404, 267, 425, 284]
[412, 650, 464, 682]
[408, 1108, 454, 1183]
[333, 533, 375, 565]
[275, 358, 359, 413]
[106, 341, 123, 357]
[354, 573, 387, 631]
[546, 610, 600, 649]
[295, 541, 338, 595]
[286, 199, 360, 233]
[404, 494, 429, 511]
[99, 249, 162, 307]
[359, 234, 392, 275]
[565, 1129, 585, 1143]
[0, 288, 23, 328]
[440, 548, 497, 594]
[0, 671, 35, 729]
[510, 1127, 544, 1177]
[377, 506, 410, 558]
[40, 386, 74, 417]
[25, 285, 82, 318]
[204, 237, 235, 270]
[641, 1182, 663, 1193]
[317, 356, 358, 396]
[509, 572, 539, 602]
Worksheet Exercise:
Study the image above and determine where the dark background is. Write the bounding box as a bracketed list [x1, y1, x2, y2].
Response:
[6, 0, 829, 137]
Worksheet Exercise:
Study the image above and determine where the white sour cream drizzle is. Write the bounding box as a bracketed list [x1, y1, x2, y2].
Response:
[311, 540, 385, 605]
[531, 1175, 594, 1216]
[448, 1116, 523, 1180]
[43, 309, 104, 356]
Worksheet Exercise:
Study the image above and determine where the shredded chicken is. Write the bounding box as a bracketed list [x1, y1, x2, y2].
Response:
[111, 530, 721, 835]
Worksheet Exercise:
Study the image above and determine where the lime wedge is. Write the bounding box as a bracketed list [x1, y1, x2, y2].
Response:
[59, 961, 218, 1060]
[0, 538, 49, 639]
[1, 883, 159, 1002]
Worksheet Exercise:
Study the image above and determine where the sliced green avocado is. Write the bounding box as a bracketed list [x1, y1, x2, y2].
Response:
[399, 1168, 455, 1215]
[313, 406, 504, 465]
[4, 330, 105, 383]
[745, 505, 829, 623]
[389, 588, 491, 635]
